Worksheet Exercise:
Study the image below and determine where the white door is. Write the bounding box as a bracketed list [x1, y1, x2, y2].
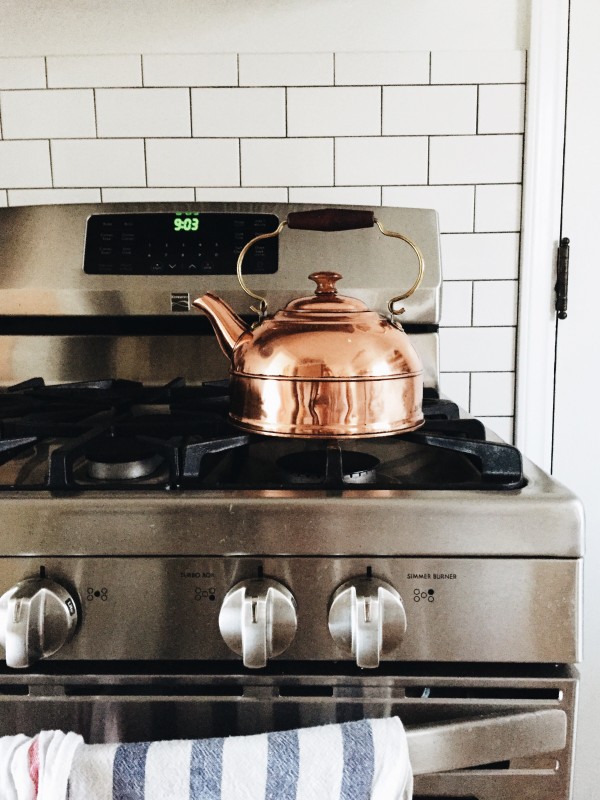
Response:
[552, 0, 600, 796]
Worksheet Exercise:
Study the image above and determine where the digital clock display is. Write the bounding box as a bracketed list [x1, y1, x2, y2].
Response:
[173, 212, 199, 232]
[83, 212, 279, 276]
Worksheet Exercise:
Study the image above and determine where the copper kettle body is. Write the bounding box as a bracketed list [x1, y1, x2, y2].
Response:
[193, 209, 425, 439]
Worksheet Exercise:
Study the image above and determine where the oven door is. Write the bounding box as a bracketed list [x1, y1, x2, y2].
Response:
[0, 666, 576, 800]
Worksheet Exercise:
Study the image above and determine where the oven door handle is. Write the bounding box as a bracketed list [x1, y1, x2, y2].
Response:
[406, 708, 567, 775]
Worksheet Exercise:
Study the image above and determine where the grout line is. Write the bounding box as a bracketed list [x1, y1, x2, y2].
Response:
[470, 280, 475, 326]
[48, 139, 54, 187]
[188, 87, 193, 137]
[236, 54, 240, 87]
[43, 57, 49, 89]
[332, 52, 336, 86]
[142, 138, 147, 187]
[92, 89, 98, 137]
[468, 372, 472, 412]
[428, 52, 432, 84]
[380, 85, 383, 135]
[426, 137, 430, 185]
[476, 84, 480, 134]
[238, 138, 242, 187]
[140, 55, 145, 87]
[284, 86, 288, 137]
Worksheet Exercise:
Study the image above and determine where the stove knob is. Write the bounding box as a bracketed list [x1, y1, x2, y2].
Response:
[219, 578, 297, 669]
[0, 578, 79, 669]
[328, 578, 406, 668]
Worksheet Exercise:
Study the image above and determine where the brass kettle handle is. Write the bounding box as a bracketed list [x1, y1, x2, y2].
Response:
[236, 209, 425, 320]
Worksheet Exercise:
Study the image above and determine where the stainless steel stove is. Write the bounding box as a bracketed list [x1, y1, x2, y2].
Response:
[0, 203, 583, 799]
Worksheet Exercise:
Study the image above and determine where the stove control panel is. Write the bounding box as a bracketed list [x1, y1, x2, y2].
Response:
[0, 577, 78, 668]
[219, 577, 297, 669]
[328, 577, 407, 668]
[0, 557, 581, 666]
[83, 212, 280, 276]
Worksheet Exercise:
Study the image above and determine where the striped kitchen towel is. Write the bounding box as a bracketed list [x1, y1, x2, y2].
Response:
[0, 730, 83, 800]
[67, 717, 413, 800]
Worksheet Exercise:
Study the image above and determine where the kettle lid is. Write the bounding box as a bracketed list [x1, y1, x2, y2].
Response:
[283, 272, 369, 313]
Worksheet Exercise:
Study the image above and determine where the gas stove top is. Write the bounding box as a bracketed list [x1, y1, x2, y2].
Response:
[0, 377, 523, 493]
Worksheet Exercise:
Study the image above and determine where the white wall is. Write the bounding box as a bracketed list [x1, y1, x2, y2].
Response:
[0, 0, 530, 441]
[0, 1, 529, 56]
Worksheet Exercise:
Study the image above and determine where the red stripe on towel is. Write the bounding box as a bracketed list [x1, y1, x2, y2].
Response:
[28, 737, 40, 797]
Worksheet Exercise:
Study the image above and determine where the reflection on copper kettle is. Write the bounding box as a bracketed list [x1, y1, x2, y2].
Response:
[193, 208, 425, 439]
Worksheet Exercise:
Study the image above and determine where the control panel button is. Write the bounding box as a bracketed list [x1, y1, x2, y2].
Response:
[0, 577, 79, 669]
[219, 577, 297, 668]
[328, 577, 406, 668]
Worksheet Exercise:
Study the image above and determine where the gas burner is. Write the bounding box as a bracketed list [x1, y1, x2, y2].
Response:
[84, 437, 164, 481]
[277, 446, 380, 485]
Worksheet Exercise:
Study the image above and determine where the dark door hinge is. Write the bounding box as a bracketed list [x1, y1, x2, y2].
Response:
[555, 237, 570, 320]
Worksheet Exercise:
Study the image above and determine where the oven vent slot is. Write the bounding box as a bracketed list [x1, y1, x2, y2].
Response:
[0, 684, 28, 696]
[405, 686, 562, 700]
[64, 684, 242, 697]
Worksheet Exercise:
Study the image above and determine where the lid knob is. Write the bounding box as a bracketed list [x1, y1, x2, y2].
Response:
[309, 271, 343, 295]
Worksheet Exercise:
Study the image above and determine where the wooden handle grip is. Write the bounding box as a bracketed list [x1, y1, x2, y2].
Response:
[287, 208, 375, 232]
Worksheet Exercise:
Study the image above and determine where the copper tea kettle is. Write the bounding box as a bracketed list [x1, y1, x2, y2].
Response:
[193, 208, 425, 438]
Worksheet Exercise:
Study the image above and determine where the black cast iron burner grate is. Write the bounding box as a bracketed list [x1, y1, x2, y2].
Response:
[0, 380, 524, 491]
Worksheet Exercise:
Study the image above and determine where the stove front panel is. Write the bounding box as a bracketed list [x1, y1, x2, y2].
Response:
[0, 556, 581, 664]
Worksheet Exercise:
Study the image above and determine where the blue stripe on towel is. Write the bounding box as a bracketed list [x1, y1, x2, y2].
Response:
[340, 720, 375, 800]
[190, 737, 224, 799]
[265, 729, 300, 799]
[113, 741, 151, 800]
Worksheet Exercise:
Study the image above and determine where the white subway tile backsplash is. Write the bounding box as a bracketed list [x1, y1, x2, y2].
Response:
[0, 141, 52, 188]
[192, 89, 285, 137]
[142, 54, 238, 87]
[101, 188, 195, 202]
[440, 281, 473, 326]
[0, 47, 526, 425]
[0, 90, 95, 139]
[195, 187, 289, 202]
[383, 86, 476, 135]
[239, 53, 333, 87]
[382, 186, 474, 233]
[335, 52, 429, 86]
[439, 327, 516, 372]
[478, 84, 525, 134]
[289, 186, 381, 205]
[479, 416, 514, 443]
[441, 233, 520, 280]
[288, 88, 380, 137]
[472, 280, 518, 326]
[51, 139, 146, 187]
[335, 137, 428, 186]
[431, 51, 526, 84]
[430, 135, 523, 184]
[146, 139, 240, 187]
[241, 139, 333, 187]
[47, 55, 142, 88]
[475, 184, 522, 232]
[96, 89, 191, 137]
[439, 372, 470, 410]
[0, 57, 46, 89]
[470, 372, 515, 416]
[8, 188, 101, 206]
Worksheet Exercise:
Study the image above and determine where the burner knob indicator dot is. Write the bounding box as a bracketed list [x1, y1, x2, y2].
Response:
[219, 578, 297, 669]
[328, 578, 406, 669]
[0, 578, 79, 669]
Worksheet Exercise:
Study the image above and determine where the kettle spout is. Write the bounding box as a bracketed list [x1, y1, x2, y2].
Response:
[192, 293, 249, 359]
